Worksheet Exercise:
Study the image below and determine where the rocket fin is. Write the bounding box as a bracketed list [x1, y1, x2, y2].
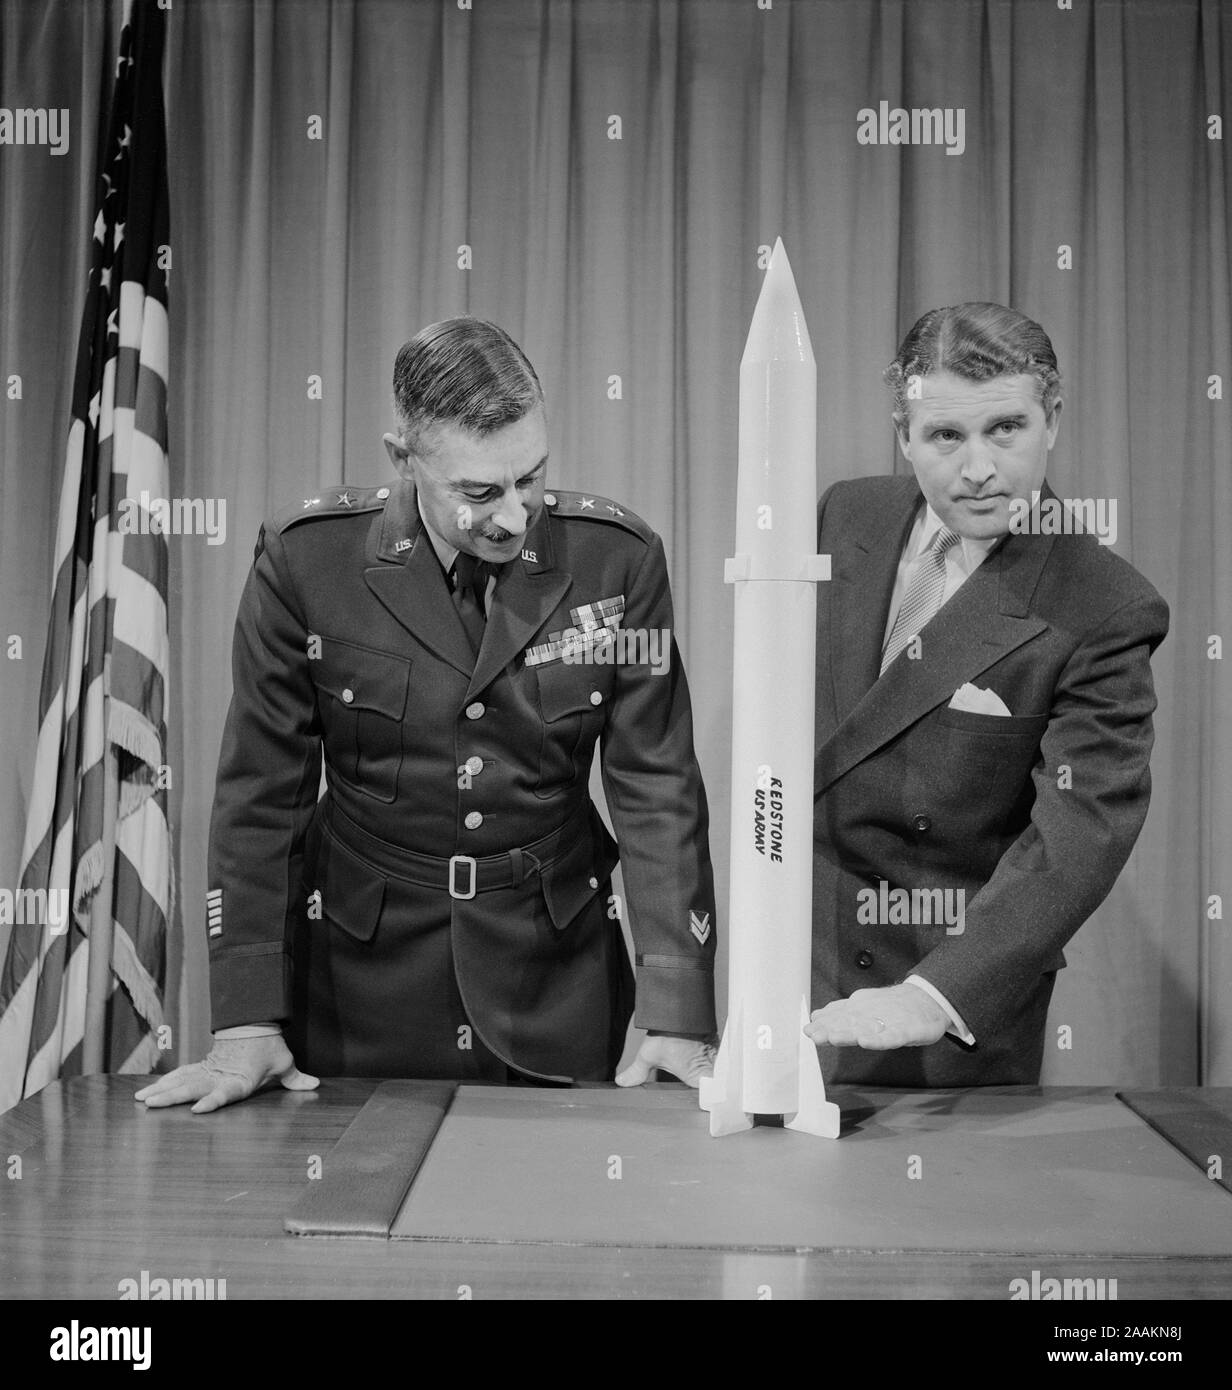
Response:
[784, 996, 842, 1138]
[698, 1006, 753, 1136]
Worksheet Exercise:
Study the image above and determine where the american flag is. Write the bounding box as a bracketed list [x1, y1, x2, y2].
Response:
[0, 0, 171, 1111]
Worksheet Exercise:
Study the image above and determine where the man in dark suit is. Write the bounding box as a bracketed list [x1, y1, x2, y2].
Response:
[138, 318, 716, 1112]
[804, 303, 1168, 1086]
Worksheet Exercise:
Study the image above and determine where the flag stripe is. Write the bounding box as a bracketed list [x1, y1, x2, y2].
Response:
[134, 367, 169, 454]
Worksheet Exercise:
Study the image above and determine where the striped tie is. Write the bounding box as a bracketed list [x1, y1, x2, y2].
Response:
[880, 527, 961, 675]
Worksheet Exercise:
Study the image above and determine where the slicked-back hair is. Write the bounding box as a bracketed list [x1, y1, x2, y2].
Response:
[392, 317, 544, 455]
[884, 303, 1062, 428]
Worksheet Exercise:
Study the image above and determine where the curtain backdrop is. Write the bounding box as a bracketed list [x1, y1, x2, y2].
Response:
[2, 0, 1228, 1086]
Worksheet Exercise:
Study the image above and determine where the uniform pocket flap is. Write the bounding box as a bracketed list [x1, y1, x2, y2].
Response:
[536, 661, 606, 723]
[541, 817, 620, 930]
[317, 830, 387, 942]
[315, 639, 411, 719]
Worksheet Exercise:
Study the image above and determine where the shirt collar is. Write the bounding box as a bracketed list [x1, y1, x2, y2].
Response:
[918, 502, 1002, 568]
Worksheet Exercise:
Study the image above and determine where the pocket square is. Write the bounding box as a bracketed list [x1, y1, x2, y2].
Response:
[948, 682, 1012, 716]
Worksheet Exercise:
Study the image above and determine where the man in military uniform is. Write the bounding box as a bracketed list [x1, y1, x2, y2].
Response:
[138, 318, 717, 1112]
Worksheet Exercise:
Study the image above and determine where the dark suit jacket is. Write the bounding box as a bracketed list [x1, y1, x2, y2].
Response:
[207, 479, 716, 1083]
[812, 477, 1169, 1086]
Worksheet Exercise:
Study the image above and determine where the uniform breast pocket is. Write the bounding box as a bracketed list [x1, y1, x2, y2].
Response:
[534, 660, 611, 797]
[313, 638, 411, 803]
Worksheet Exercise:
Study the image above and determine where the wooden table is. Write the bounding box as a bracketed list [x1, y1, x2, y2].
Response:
[2, 1076, 1230, 1301]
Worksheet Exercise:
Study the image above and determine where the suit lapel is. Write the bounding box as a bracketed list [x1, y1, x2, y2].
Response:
[466, 509, 571, 701]
[363, 481, 475, 679]
[816, 487, 1055, 797]
[828, 489, 920, 722]
[364, 487, 574, 695]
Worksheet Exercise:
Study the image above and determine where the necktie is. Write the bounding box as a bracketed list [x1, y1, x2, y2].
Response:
[880, 527, 960, 675]
[450, 552, 491, 652]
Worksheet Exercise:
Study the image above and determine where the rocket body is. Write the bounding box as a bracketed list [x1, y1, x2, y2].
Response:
[699, 239, 840, 1138]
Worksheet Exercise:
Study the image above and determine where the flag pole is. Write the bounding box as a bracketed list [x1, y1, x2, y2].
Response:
[82, 733, 119, 1075]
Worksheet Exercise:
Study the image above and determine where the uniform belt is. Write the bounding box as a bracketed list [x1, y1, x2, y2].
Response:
[323, 800, 586, 900]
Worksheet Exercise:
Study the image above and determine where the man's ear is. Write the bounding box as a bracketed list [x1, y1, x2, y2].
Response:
[383, 431, 411, 476]
[893, 414, 912, 463]
[1044, 397, 1063, 449]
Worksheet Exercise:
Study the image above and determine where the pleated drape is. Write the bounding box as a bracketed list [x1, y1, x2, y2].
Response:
[2, 0, 1228, 1083]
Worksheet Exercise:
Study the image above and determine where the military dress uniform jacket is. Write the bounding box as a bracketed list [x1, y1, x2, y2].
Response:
[207, 479, 717, 1083]
[812, 477, 1169, 1086]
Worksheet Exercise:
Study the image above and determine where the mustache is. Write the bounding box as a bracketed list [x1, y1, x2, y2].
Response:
[479, 504, 541, 544]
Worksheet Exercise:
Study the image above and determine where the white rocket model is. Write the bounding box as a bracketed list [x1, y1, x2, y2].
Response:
[698, 239, 841, 1139]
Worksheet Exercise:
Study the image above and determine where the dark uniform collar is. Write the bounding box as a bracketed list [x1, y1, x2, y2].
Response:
[372, 475, 558, 576]
[372, 476, 422, 563]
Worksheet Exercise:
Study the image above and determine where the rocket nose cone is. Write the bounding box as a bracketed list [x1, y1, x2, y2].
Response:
[742, 238, 815, 365]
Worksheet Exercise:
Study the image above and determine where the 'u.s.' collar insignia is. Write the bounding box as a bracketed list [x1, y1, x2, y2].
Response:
[395, 538, 412, 552]
[521, 548, 537, 562]
[689, 910, 711, 945]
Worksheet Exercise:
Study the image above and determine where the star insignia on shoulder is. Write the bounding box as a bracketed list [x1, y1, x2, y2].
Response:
[303, 497, 320, 509]
[606, 503, 624, 517]
[579, 496, 595, 510]
[336, 491, 354, 507]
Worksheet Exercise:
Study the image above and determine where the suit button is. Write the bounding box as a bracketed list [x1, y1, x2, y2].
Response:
[465, 702, 485, 720]
[855, 950, 874, 969]
[589, 691, 603, 706]
[912, 813, 931, 833]
[341, 688, 354, 704]
[464, 756, 483, 776]
[464, 811, 483, 830]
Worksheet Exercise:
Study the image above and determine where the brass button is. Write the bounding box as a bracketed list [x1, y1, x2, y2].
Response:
[376, 487, 390, 500]
[465, 756, 484, 776]
[856, 950, 874, 969]
[341, 688, 354, 704]
[589, 691, 603, 706]
[464, 811, 483, 830]
[588, 876, 599, 889]
[465, 702, 485, 720]
[544, 492, 557, 506]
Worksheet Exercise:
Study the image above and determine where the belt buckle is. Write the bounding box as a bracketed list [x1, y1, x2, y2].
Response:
[449, 854, 477, 900]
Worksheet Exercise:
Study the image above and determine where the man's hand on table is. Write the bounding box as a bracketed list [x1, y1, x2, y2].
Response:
[134, 1033, 319, 1113]
[804, 982, 949, 1050]
[615, 1034, 716, 1089]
